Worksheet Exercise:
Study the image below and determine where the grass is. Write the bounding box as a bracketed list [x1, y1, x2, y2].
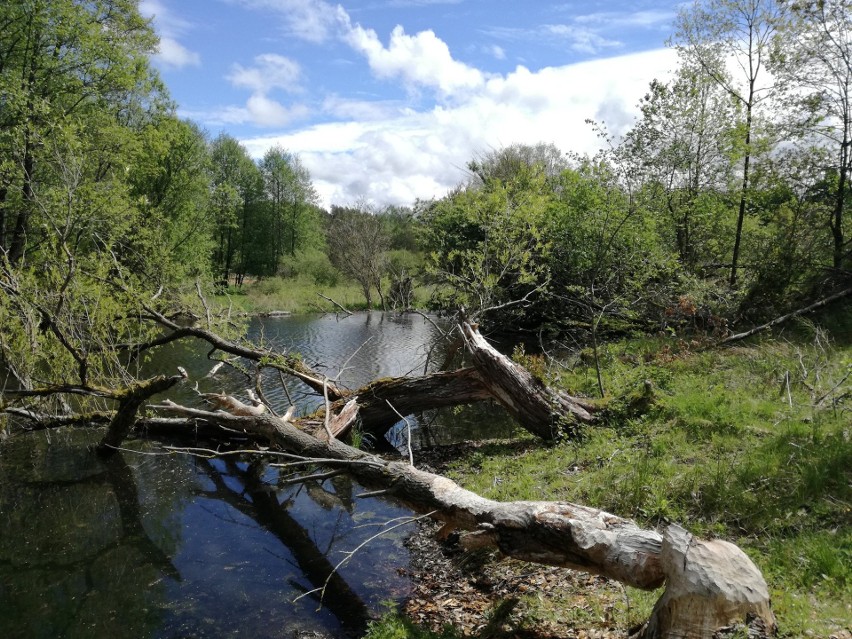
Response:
[370, 311, 851, 638]
[212, 274, 434, 315]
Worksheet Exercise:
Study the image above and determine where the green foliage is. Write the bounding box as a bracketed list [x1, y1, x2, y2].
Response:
[278, 248, 341, 286]
[421, 158, 553, 324]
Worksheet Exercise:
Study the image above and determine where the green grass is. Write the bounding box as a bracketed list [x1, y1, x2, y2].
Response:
[212, 275, 433, 315]
[364, 612, 462, 639]
[392, 316, 851, 637]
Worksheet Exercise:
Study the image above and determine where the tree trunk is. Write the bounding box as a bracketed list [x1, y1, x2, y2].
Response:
[633, 524, 775, 639]
[832, 144, 848, 269]
[97, 372, 186, 456]
[152, 401, 776, 638]
[730, 101, 753, 288]
[461, 322, 597, 440]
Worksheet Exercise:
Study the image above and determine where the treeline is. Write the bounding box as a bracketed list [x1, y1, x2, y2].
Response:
[419, 0, 852, 334]
[1, 0, 850, 363]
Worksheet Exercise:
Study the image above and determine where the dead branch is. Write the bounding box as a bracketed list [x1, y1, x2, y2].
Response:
[317, 292, 353, 316]
[721, 286, 852, 344]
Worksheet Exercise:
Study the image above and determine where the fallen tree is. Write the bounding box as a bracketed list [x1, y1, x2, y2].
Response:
[147, 395, 776, 638]
[1, 319, 776, 637]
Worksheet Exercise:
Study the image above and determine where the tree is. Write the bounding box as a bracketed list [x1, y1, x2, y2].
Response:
[773, 0, 852, 271]
[0, 0, 162, 265]
[624, 62, 737, 270]
[260, 146, 321, 272]
[467, 142, 568, 188]
[128, 116, 213, 282]
[327, 204, 389, 309]
[674, 0, 782, 286]
[421, 152, 554, 327]
[209, 134, 260, 283]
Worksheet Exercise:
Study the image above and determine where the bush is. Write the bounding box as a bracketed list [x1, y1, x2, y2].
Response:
[278, 249, 341, 286]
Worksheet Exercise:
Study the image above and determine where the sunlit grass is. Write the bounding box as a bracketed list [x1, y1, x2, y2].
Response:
[213, 275, 433, 315]
[440, 319, 851, 636]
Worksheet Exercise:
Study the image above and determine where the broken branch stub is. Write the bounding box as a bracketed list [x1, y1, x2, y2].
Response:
[461, 321, 597, 440]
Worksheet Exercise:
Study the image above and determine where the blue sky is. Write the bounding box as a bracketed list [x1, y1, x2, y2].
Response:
[140, 0, 685, 208]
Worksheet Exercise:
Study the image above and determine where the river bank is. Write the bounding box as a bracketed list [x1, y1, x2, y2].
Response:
[365, 312, 851, 638]
[212, 275, 433, 316]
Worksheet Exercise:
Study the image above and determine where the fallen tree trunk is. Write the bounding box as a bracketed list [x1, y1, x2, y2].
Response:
[461, 322, 598, 440]
[97, 370, 187, 456]
[152, 402, 776, 638]
[303, 367, 494, 437]
[720, 285, 852, 345]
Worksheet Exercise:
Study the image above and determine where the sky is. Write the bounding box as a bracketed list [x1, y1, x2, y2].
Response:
[139, 0, 686, 209]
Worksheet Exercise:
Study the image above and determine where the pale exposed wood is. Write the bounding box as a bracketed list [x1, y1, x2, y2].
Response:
[461, 322, 597, 440]
[317, 292, 353, 315]
[199, 391, 267, 416]
[633, 524, 776, 638]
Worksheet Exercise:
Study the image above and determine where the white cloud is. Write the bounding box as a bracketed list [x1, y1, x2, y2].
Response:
[227, 54, 302, 93]
[543, 24, 623, 54]
[188, 97, 309, 128]
[488, 44, 506, 60]
[139, 0, 201, 68]
[239, 48, 677, 208]
[345, 24, 486, 96]
[226, 0, 346, 43]
[156, 37, 201, 68]
[574, 10, 677, 29]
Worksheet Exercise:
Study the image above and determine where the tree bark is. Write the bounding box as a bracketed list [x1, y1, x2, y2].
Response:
[461, 322, 597, 440]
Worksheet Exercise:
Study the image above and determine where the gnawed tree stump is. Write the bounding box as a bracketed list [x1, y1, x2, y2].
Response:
[634, 524, 776, 639]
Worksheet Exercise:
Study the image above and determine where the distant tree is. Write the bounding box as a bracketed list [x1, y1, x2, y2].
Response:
[623, 60, 737, 269]
[674, 0, 783, 286]
[327, 204, 389, 309]
[421, 161, 553, 325]
[773, 0, 852, 271]
[467, 142, 568, 188]
[129, 116, 213, 282]
[209, 134, 259, 283]
[260, 147, 320, 270]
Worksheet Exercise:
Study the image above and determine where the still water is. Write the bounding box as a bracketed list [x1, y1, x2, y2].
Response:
[0, 312, 518, 638]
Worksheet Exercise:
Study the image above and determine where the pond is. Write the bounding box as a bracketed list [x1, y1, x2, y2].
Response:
[0, 312, 519, 638]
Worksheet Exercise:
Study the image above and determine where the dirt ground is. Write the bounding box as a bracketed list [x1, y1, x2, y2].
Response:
[400, 445, 638, 638]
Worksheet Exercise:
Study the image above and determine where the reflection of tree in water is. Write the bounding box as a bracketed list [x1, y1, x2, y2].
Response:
[197, 458, 374, 635]
[0, 428, 410, 638]
[0, 431, 183, 638]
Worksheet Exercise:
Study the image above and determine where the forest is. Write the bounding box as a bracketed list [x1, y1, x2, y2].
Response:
[0, 1, 850, 638]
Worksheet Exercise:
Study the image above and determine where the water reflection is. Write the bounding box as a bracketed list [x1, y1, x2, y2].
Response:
[146, 311, 519, 449]
[0, 430, 415, 638]
[1, 312, 521, 637]
[0, 430, 181, 639]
